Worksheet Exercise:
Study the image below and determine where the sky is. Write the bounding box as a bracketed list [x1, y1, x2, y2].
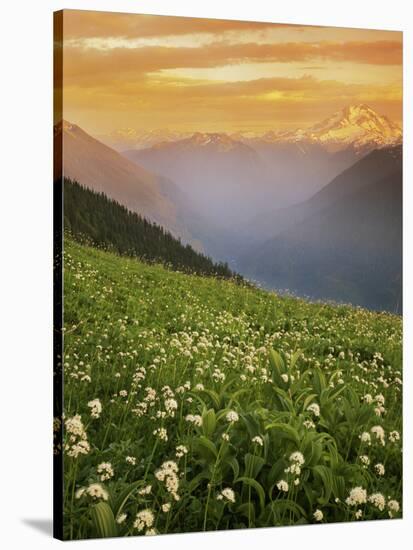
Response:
[60, 10, 403, 135]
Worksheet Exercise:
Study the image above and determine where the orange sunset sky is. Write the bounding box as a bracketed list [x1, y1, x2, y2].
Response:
[60, 10, 403, 135]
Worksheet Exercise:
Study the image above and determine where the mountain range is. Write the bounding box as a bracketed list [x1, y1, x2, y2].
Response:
[101, 104, 401, 153]
[126, 104, 402, 214]
[238, 146, 402, 312]
[124, 132, 275, 227]
[56, 120, 197, 246]
[249, 104, 401, 151]
[98, 128, 192, 152]
[59, 103, 402, 312]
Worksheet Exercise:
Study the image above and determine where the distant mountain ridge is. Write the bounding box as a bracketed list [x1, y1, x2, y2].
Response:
[98, 128, 191, 152]
[259, 104, 401, 152]
[152, 131, 251, 153]
[59, 107, 402, 312]
[57, 120, 196, 245]
[103, 104, 401, 153]
[238, 145, 402, 313]
[244, 145, 402, 243]
[124, 132, 273, 227]
[124, 104, 402, 218]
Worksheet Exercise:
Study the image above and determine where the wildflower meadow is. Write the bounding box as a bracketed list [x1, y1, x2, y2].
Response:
[60, 238, 402, 539]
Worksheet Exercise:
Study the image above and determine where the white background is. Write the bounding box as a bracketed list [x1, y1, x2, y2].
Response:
[0, 0, 412, 548]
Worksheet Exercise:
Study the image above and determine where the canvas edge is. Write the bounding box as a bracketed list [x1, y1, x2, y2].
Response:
[53, 8, 64, 542]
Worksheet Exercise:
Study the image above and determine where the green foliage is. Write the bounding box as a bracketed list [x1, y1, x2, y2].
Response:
[61, 239, 402, 539]
[63, 178, 239, 280]
[90, 502, 118, 538]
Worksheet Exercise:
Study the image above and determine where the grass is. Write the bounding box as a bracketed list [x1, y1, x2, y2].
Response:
[61, 238, 402, 539]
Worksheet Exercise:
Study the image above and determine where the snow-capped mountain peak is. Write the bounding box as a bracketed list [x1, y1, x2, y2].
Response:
[259, 104, 402, 151]
[188, 132, 240, 151]
[96, 104, 401, 153]
[98, 128, 191, 151]
[307, 104, 401, 147]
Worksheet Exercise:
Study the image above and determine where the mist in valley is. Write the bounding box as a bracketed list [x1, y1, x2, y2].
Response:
[61, 103, 403, 314]
[124, 136, 402, 314]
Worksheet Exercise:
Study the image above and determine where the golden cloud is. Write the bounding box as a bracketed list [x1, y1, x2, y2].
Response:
[63, 71, 402, 133]
[62, 10, 285, 40]
[62, 39, 402, 99]
[59, 11, 402, 133]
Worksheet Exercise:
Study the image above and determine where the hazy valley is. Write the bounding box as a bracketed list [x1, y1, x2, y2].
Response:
[61, 104, 402, 313]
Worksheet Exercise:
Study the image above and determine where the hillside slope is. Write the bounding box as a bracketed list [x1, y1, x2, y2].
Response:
[239, 146, 402, 312]
[63, 178, 236, 279]
[62, 238, 402, 538]
[57, 120, 193, 243]
[244, 146, 402, 243]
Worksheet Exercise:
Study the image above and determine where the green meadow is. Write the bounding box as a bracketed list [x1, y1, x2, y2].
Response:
[61, 238, 402, 539]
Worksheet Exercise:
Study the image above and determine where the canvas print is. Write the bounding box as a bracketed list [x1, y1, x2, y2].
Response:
[53, 10, 403, 540]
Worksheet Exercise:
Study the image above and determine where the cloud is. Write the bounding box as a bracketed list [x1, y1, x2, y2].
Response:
[62, 10, 283, 40]
[63, 71, 402, 132]
[63, 39, 402, 89]
[217, 39, 402, 65]
[60, 12, 402, 133]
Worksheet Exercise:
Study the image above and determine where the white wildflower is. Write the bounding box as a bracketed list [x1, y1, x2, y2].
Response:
[65, 414, 86, 438]
[375, 463, 385, 476]
[153, 427, 168, 441]
[371, 425, 386, 446]
[345, 487, 367, 506]
[138, 484, 152, 495]
[277, 480, 289, 492]
[360, 432, 371, 445]
[368, 493, 386, 511]
[387, 499, 400, 517]
[307, 403, 320, 417]
[86, 483, 108, 501]
[389, 431, 400, 443]
[134, 509, 155, 532]
[185, 414, 202, 427]
[289, 451, 305, 466]
[66, 439, 90, 458]
[303, 420, 316, 429]
[75, 487, 86, 499]
[97, 462, 114, 481]
[164, 398, 178, 417]
[375, 394, 385, 406]
[359, 455, 370, 468]
[226, 410, 239, 423]
[116, 513, 127, 524]
[218, 487, 236, 503]
[313, 509, 323, 521]
[155, 461, 180, 501]
[87, 399, 102, 419]
[176, 445, 188, 458]
[64, 415, 90, 458]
